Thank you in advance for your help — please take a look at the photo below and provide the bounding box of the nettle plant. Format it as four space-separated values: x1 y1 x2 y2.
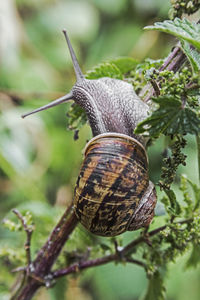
2 3 200 300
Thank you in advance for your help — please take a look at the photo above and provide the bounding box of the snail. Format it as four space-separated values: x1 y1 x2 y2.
22 30 157 237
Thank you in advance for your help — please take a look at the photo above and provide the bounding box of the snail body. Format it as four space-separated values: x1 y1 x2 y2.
72 77 149 141
23 30 157 237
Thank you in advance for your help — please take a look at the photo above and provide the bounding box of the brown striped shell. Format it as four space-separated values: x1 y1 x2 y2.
73 133 156 237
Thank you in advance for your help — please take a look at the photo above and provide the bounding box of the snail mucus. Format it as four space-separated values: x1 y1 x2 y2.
22 30 157 237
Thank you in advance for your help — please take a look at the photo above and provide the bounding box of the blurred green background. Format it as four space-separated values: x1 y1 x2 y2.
0 0 200 299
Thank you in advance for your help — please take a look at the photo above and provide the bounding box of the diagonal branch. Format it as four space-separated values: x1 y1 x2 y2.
12 205 78 300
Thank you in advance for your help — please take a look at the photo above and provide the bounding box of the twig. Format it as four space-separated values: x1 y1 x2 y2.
140 46 186 102
159 46 181 71
125 258 147 268
165 47 186 73
52 255 146 279
13 205 78 300
12 267 27 273
10 272 27 300
51 218 192 280
53 255 115 278
149 80 160 97
120 225 167 256
34 204 77 267
12 209 33 269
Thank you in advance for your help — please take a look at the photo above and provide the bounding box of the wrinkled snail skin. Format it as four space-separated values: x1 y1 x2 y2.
22 30 157 237
72 78 149 143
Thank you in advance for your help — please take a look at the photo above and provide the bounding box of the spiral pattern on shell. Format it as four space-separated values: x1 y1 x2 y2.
73 133 155 237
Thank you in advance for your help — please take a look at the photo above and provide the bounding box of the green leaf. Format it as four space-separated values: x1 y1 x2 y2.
186 178 200 210
65 104 87 132
186 243 200 269
2 219 21 232
110 57 138 74
179 175 193 215
86 62 122 80
136 58 163 73
143 271 165 300
135 96 200 137
145 18 200 51
165 189 181 216
180 40 200 73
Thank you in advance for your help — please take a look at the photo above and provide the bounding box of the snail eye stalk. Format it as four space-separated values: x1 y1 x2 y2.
21 30 85 119
21 93 73 118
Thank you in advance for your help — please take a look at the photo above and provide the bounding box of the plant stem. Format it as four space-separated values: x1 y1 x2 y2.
140 46 186 102
51 218 192 279
52 255 147 279
12 206 78 300
12 209 33 271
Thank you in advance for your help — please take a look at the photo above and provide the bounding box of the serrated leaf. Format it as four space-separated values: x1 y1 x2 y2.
145 18 200 51
135 96 200 137
186 243 200 269
143 271 165 300
136 58 163 73
110 57 138 74
180 40 200 73
86 62 122 80
65 104 87 132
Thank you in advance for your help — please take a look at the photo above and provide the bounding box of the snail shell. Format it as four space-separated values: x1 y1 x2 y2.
74 133 156 236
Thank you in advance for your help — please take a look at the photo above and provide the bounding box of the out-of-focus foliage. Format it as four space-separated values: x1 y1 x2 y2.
1 1 200 300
